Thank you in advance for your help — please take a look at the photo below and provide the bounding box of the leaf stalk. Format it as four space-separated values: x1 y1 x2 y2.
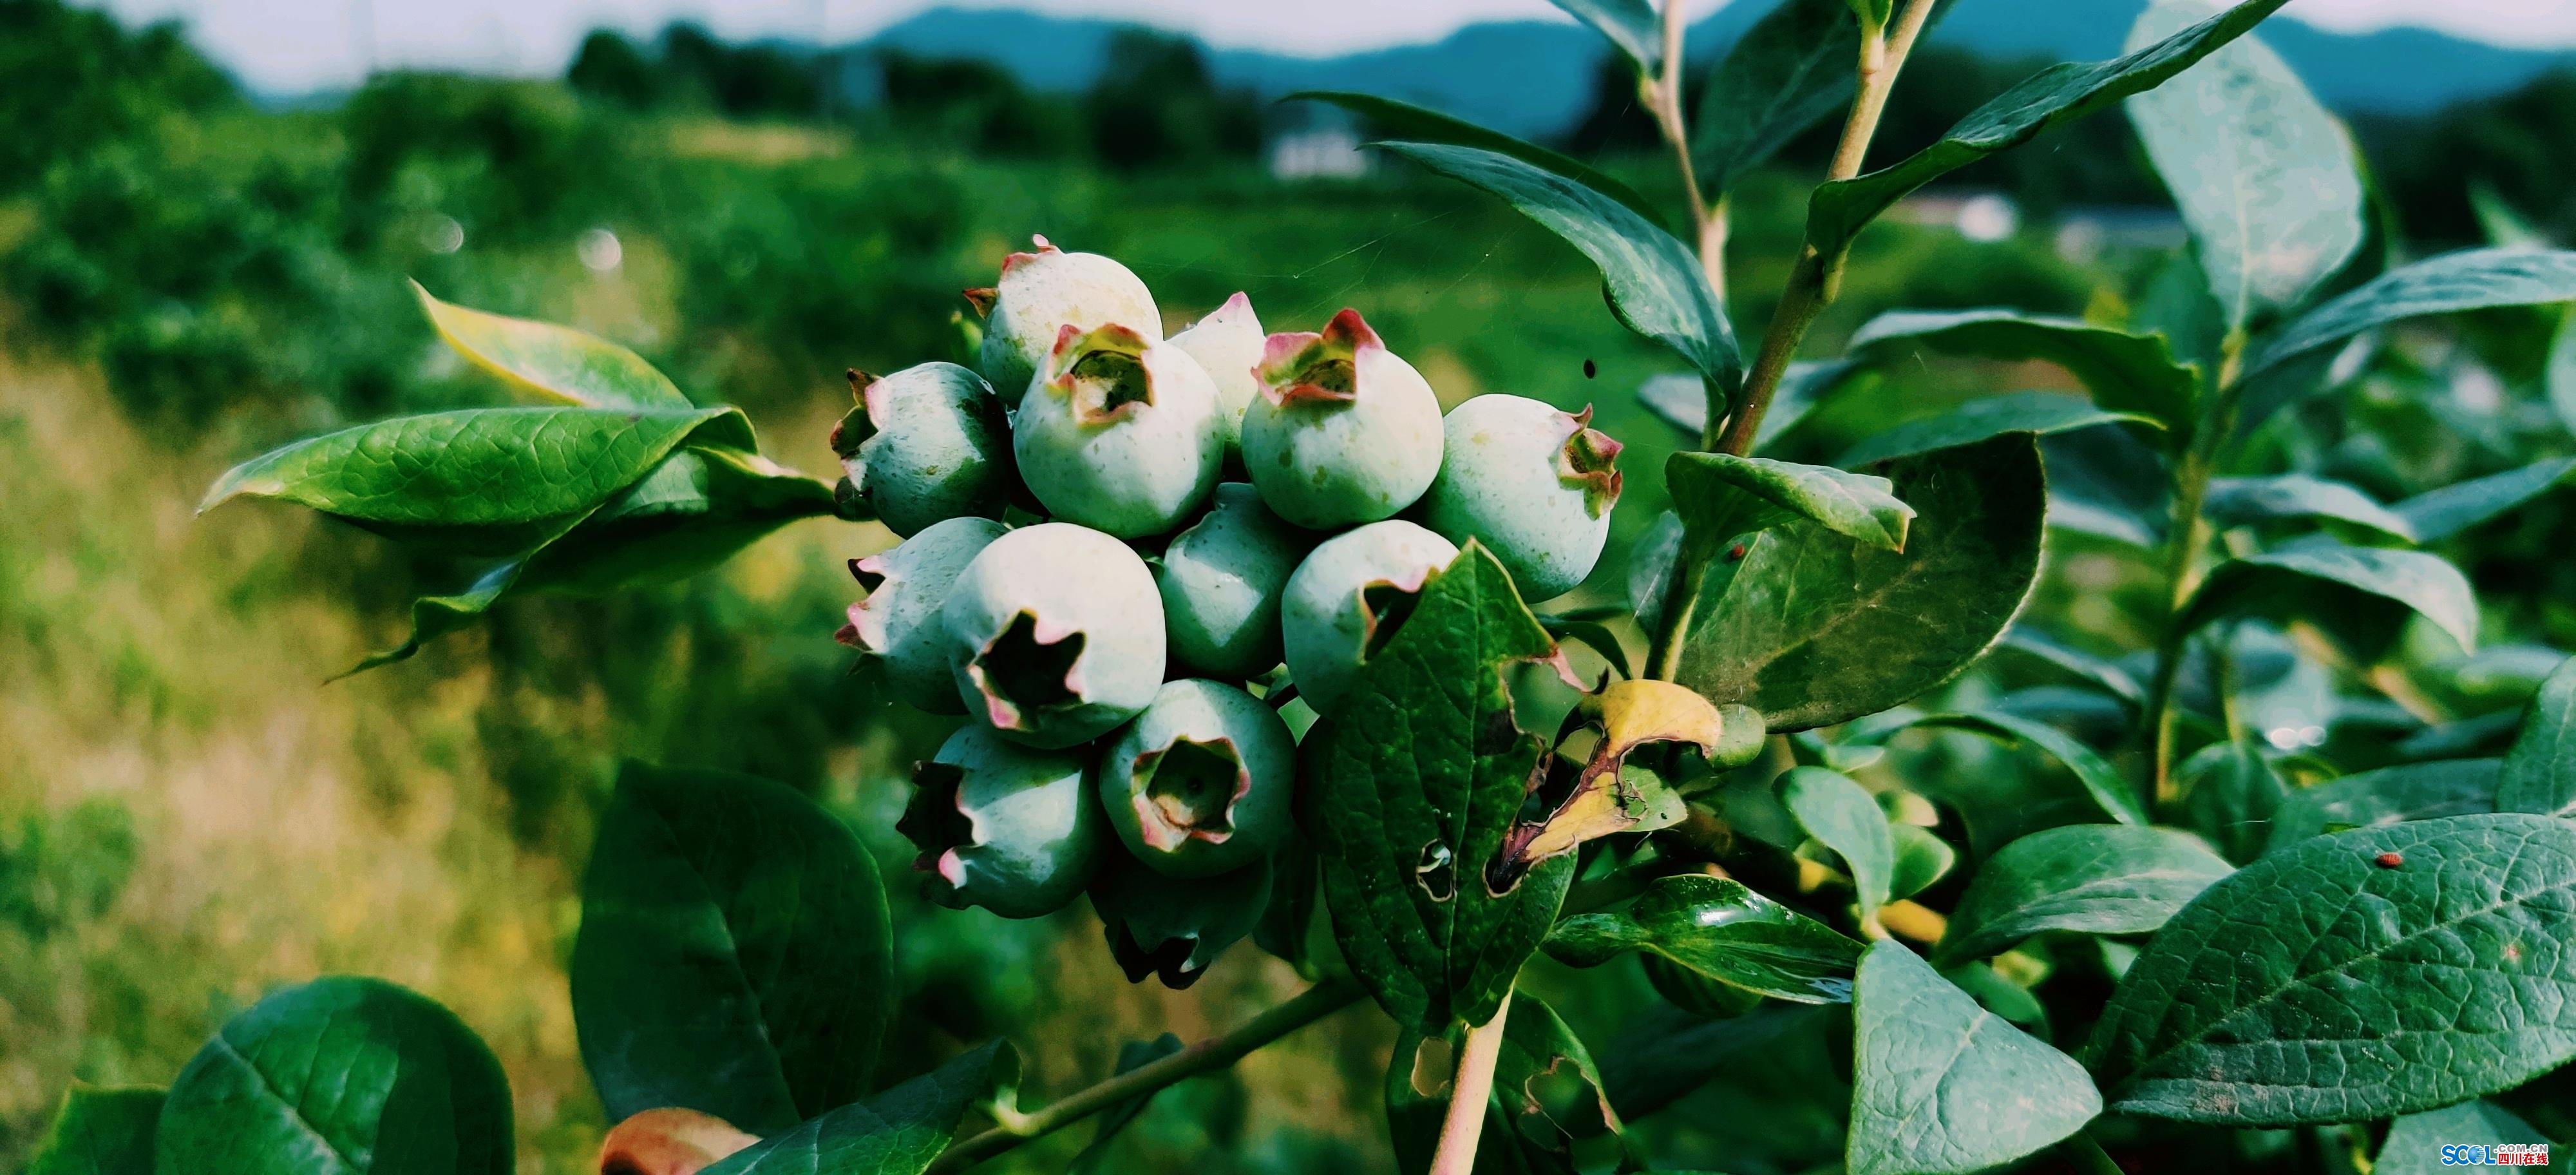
1425 991 1515 1175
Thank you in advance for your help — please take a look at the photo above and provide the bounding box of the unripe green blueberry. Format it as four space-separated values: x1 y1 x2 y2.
1280 519 1458 716
1012 323 1223 538
1089 846 1273 989
1168 292 1263 459
1153 483 1311 679
898 725 1101 918
1096 679 1297 879
943 522 1166 749
829 363 1014 537
837 516 1008 714
1416 395 1624 600
968 236 1159 407
1240 309 1444 529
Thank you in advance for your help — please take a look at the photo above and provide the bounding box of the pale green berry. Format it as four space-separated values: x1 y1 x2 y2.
1240 309 1444 529
1012 323 1223 538
1153 483 1311 679
969 236 1159 407
1168 292 1263 459
943 522 1166 749
899 724 1100 918
1096 679 1296 879
829 363 1013 537
1280 519 1458 716
837 516 1007 714
1416 394 1624 600
1089 845 1273 988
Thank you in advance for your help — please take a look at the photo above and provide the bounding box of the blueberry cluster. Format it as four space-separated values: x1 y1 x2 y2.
835 236 1624 984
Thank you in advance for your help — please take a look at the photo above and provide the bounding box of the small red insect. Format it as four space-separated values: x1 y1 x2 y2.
2374 852 2405 869
1727 543 1748 561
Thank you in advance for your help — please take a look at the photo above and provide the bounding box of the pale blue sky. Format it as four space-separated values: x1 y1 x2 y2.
86 0 2576 95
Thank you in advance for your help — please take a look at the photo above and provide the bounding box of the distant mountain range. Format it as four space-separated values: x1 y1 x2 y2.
866 0 2571 140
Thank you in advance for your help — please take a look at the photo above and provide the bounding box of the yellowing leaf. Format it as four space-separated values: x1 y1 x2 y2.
414 279 693 409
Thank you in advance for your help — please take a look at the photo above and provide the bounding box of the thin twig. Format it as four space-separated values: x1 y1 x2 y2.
925 975 1366 1172
2147 332 2246 798
1426 992 1515 1175
1650 0 1718 297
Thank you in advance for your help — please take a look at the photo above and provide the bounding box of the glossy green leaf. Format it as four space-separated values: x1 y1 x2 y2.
155 976 511 1175
1837 391 2160 467
1665 452 1911 551
2263 759 2501 854
2000 627 2145 707
2394 457 2576 544
2175 738 2288 865
1596 1004 1823 1123
412 280 692 409
1293 91 1665 228
1804 0 2291 258
1305 544 1573 1035
2553 309 2576 438
1888 823 1956 903
1387 993 1626 1174
1780 767 1893 917
1677 435 2045 731
2378 1101 2553 1175
27 1086 160 1175
2205 474 2414 540
703 1041 1012 1175
1067 1035 1185 1175
1692 0 1861 192
571 761 894 1135
1547 0 1660 73
2249 249 2576 376
2091 813 2576 1124
1381 142 1739 392
201 406 755 557
2498 654 2576 817
1544 874 1865 1003
1845 309 2199 436
1848 941 2101 1175
1936 825 2233 964
342 559 531 677
2125 0 2361 329
2178 544 2479 652
1911 711 2146 825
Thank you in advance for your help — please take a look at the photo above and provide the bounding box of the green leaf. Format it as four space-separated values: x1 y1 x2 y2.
2125 0 2362 329
1291 91 1665 228
1845 309 2201 437
1636 359 1861 448
1835 391 2160 467
1067 1035 1186 1175
1845 0 1892 29
2204 474 2415 540
2394 457 2576 544
2000 627 2145 707
2090 813 2576 1124
2263 759 2501 855
703 1041 1012 1175
1910 711 2147 826
2498 655 2576 817
2178 544 2479 653
1596 1004 1823 1123
1305 544 1573 1035
27 1085 161 1175
1804 0 2292 258
1665 452 1911 550
2175 739 2288 865
1936 825 2233 965
1692 0 1861 192
2249 249 2576 377
1546 0 1660 74
1254 835 1321 977
1388 993 1628 1174
1889 823 1956 903
1780 767 1894 918
1380 142 1739 392
1544 874 1865 1003
2553 309 2576 438
1676 434 2045 731
1848 941 2101 1175
572 761 893 1135
2378 1101 2553 1175
155 976 511 1174
412 280 692 410
201 406 755 557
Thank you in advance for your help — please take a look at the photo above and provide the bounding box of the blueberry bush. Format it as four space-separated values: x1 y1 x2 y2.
28 0 2576 1171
